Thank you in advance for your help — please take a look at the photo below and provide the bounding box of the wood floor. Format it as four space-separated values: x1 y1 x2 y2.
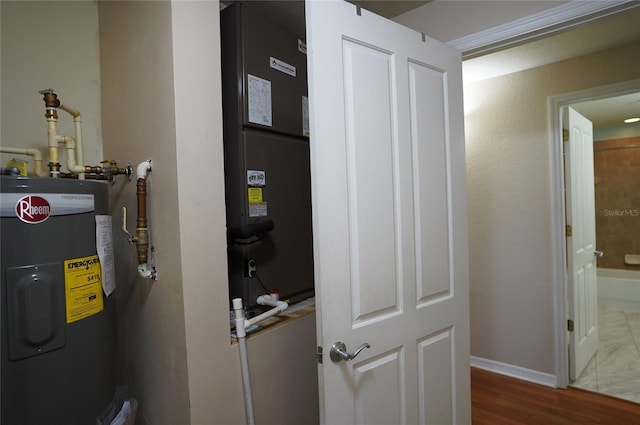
471 367 640 425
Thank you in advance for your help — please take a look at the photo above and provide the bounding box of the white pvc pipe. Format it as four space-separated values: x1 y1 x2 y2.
44 101 86 179
57 135 87 176
58 102 81 118
232 295 289 425
46 116 85 178
233 298 255 425
256 292 287 308
0 147 47 177
137 263 156 280
250 293 288 327
246 303 288 328
136 159 152 179
59 103 85 179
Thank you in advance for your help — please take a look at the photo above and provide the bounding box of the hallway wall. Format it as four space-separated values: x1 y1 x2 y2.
464 38 640 375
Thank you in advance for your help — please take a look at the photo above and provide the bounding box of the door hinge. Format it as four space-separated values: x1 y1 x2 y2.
316 346 323 364
566 225 572 237
568 319 574 332
562 129 569 142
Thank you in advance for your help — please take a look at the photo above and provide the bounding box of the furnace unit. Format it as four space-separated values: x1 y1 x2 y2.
221 3 314 313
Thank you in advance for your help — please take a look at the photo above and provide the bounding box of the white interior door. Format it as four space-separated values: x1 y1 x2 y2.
306 2 470 423
565 107 599 381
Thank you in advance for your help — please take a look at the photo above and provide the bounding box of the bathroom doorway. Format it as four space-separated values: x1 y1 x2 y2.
568 92 640 403
549 81 640 403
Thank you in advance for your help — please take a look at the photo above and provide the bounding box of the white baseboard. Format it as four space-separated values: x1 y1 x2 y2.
470 356 557 388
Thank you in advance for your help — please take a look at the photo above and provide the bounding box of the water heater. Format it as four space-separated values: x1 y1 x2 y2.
1 176 115 425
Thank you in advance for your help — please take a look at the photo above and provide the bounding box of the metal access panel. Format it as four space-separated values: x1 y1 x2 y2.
1 176 115 425
226 129 314 311
221 2 309 138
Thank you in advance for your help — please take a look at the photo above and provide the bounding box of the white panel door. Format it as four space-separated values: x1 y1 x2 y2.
565 107 599 381
306 2 470 423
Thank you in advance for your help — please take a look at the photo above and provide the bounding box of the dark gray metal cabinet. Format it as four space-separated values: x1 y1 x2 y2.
221 3 314 313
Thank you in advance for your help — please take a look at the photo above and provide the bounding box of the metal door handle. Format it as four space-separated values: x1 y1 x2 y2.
594 250 604 257
330 341 370 363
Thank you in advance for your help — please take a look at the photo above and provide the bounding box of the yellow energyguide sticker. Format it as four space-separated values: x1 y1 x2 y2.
64 255 104 323
248 187 263 203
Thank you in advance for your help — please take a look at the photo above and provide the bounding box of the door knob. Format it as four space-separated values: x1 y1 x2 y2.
330 341 371 363
594 250 604 257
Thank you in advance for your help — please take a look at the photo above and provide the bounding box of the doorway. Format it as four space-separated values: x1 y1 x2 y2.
549 79 640 400
568 92 640 403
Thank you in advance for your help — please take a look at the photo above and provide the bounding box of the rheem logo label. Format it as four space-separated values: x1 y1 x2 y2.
15 195 51 224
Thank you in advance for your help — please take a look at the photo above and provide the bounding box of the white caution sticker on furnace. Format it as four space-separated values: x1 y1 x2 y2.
249 203 268 217
247 74 272 127
64 255 104 323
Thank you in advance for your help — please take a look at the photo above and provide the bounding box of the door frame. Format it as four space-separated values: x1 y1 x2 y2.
548 78 640 388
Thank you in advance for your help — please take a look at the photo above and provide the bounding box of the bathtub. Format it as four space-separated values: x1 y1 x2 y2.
597 268 640 312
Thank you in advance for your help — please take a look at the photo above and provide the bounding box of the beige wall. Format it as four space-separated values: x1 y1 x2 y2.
464 39 640 374
1 1 102 171
98 1 192 423
100 2 318 424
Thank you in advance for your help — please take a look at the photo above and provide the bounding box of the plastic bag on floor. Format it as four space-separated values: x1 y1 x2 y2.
97 386 138 425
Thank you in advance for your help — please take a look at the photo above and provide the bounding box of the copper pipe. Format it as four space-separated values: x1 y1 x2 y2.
136 178 149 265
101 160 131 177
83 165 104 174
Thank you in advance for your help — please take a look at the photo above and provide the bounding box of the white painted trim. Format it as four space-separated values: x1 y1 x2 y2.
450 1 640 58
548 78 640 390
470 356 557 388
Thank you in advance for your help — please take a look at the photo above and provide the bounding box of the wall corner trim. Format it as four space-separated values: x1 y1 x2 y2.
470 356 557 388
450 0 640 59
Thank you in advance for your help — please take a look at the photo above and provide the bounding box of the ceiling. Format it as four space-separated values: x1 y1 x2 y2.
462 5 640 129
572 93 640 129
350 0 430 18
221 1 640 129
463 6 640 83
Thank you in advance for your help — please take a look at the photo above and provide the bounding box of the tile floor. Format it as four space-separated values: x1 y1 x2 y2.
572 308 640 403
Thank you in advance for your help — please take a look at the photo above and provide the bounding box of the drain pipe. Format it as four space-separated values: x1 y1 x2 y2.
135 160 155 280
0 147 47 177
233 294 288 425
253 292 288 324
233 298 256 425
